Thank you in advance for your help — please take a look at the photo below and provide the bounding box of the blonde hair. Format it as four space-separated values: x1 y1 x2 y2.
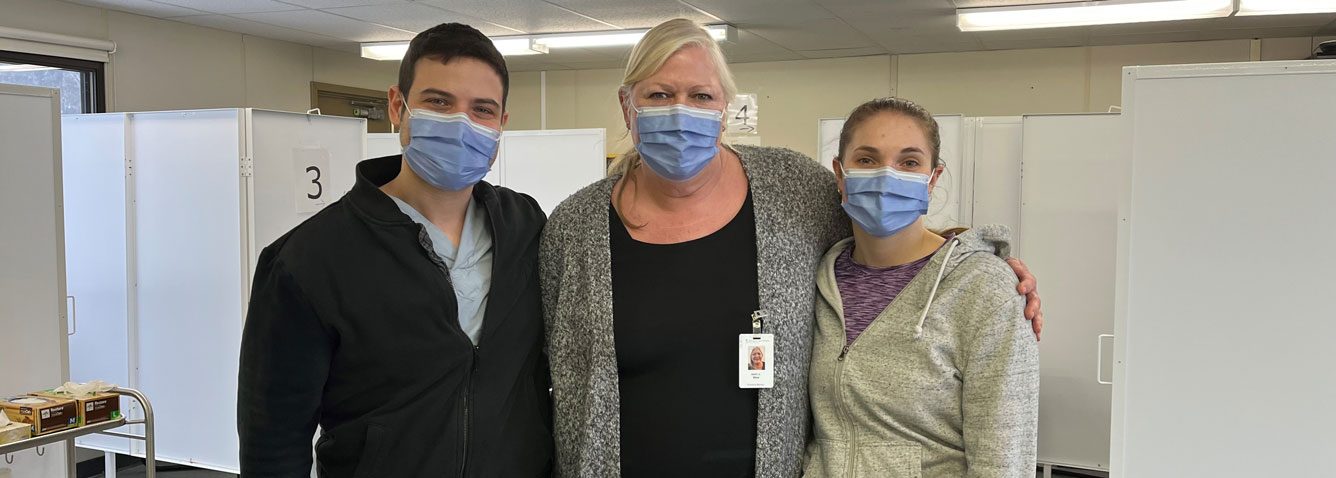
607 18 738 178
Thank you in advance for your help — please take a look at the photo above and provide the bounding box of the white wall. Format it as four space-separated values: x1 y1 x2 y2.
511 36 1327 161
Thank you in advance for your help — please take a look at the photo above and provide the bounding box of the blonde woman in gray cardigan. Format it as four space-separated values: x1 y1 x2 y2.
539 19 1044 478
803 98 1040 478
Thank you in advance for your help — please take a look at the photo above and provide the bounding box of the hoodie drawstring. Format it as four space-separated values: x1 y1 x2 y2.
916 239 959 338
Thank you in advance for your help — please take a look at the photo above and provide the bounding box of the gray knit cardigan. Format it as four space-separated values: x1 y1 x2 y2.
539 145 851 477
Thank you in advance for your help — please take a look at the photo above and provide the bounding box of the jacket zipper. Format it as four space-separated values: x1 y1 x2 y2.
460 345 478 477
415 225 477 478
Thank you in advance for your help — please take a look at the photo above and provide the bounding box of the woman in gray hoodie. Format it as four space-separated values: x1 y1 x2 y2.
804 98 1040 478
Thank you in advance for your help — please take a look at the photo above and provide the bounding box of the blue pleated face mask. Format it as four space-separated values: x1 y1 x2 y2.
633 104 724 182
402 109 501 191
840 164 933 238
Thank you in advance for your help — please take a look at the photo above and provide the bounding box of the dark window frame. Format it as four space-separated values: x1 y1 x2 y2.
0 50 107 113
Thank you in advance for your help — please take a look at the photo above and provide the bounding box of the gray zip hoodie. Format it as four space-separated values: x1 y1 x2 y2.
803 224 1039 478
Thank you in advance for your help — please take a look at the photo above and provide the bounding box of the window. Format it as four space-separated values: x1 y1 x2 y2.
0 51 105 114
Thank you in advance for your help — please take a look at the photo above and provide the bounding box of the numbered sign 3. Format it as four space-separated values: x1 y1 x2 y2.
294 147 331 213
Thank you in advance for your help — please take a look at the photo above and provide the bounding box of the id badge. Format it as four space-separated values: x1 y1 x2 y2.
739 334 775 389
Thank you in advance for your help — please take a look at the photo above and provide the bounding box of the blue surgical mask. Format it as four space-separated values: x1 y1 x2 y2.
402 109 501 191
840 164 932 237
634 104 724 182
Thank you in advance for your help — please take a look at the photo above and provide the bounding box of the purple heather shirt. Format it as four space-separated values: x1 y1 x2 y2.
835 235 954 345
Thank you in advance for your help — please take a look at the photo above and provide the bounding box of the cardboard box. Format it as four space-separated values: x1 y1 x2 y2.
32 390 120 427
1 396 78 436
0 421 29 445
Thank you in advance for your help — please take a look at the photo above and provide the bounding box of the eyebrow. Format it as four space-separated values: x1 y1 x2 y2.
853 145 925 156
419 88 501 109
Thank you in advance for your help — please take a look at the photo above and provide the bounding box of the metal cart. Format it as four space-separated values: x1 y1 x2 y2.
0 387 155 478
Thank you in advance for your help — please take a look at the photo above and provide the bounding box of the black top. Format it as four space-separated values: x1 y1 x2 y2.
238 156 553 478
610 193 761 478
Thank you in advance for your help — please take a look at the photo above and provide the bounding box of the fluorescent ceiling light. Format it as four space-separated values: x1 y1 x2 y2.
526 24 732 49
361 37 547 60
361 24 733 60
1238 0 1336 16
957 0 1234 32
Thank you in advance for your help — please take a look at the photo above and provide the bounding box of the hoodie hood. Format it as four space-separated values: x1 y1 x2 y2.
817 224 1014 337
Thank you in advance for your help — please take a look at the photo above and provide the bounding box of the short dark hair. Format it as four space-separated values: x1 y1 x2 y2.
397 23 509 110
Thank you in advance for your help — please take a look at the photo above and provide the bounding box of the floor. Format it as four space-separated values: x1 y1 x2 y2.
90 464 235 478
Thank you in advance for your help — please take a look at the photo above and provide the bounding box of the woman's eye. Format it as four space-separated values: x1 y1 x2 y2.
694 93 713 101
903 160 920 168
648 92 669 99
857 157 874 165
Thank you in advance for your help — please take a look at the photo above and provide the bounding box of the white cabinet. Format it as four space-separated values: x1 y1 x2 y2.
1021 113 1121 471
61 109 366 473
1111 61 1336 477
966 116 1023 252
0 84 71 478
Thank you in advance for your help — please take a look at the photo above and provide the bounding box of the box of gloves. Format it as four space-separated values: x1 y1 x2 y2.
32 390 120 427
1 395 78 436
31 381 121 427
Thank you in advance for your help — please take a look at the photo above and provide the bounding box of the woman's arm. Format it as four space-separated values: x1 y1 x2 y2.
961 295 1040 478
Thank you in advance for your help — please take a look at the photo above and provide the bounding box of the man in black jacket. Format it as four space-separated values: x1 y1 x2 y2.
238 23 552 477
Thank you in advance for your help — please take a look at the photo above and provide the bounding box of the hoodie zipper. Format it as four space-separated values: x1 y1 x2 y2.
834 341 857 477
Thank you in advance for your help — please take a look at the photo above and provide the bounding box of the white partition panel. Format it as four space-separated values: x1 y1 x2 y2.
366 132 401 159
968 117 1023 252
62 113 133 454
0 84 70 477
1112 61 1336 477
1021 113 1120 471
247 110 366 284
817 116 969 230
132 109 246 472
500 129 605 215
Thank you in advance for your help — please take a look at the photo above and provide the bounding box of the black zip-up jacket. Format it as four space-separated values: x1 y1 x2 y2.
238 156 553 477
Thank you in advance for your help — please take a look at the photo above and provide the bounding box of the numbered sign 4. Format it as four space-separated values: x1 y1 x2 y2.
727 93 759 136
294 147 331 213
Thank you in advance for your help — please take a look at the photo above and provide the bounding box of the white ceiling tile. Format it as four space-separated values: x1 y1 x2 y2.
542 0 719 29
979 37 1089 51
320 3 494 35
1088 32 1207 46
421 0 617 33
153 0 304 14
875 33 985 54
66 0 208 17
745 17 876 51
550 59 628 70
680 0 833 25
235 9 415 41
726 50 806 63
796 46 887 59
171 13 348 48
278 0 410 7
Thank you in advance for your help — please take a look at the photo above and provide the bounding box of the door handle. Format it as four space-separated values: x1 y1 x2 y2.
67 295 77 336
1097 334 1113 385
